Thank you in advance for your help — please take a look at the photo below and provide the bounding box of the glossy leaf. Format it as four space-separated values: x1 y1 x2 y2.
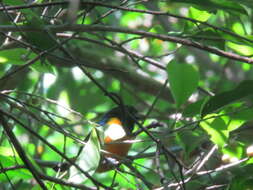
0 155 32 181
200 115 229 148
227 42 253 56
69 128 101 183
167 61 199 107
189 6 211 22
201 80 253 117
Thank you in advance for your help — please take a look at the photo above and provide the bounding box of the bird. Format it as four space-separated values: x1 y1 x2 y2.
96 105 139 172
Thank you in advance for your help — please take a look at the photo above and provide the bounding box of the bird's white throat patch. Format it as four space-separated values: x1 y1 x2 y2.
105 123 126 140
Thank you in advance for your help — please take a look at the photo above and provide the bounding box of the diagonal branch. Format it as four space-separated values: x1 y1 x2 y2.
1 24 253 64
0 114 47 190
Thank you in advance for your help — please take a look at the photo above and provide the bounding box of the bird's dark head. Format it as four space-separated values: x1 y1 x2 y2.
99 105 139 133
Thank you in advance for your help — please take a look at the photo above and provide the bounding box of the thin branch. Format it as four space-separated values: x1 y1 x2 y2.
196 157 248 176
0 165 95 190
184 145 218 176
0 109 111 189
0 114 47 190
1 24 253 64
1 1 253 45
0 162 16 190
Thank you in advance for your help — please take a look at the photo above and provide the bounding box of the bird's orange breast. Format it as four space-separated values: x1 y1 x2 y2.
104 136 133 158
96 118 134 172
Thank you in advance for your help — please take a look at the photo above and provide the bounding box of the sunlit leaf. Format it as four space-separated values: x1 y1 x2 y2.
227 42 253 56
0 49 39 65
200 114 229 148
221 141 245 159
167 61 199 107
223 108 253 131
31 60 56 74
189 6 211 22
0 155 32 181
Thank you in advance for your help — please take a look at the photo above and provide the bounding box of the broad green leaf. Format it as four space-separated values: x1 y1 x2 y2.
201 80 253 117
230 108 253 121
0 146 17 156
170 0 247 15
229 0 253 8
221 108 253 132
120 5 145 27
176 131 203 156
229 176 253 190
3 0 23 5
167 61 199 107
20 9 57 51
31 60 56 74
69 128 101 183
217 29 253 47
0 155 32 181
0 146 42 173
183 98 205 117
221 142 244 159
200 114 229 148
227 42 253 56
189 6 211 22
0 49 39 65
192 28 225 50
246 158 253 164
232 22 245 36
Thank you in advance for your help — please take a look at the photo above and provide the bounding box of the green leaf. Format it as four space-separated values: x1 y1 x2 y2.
167 61 199 107
230 108 253 121
201 80 253 117
200 115 229 148
31 60 56 74
20 9 57 51
0 146 17 156
229 176 253 190
183 98 205 117
189 6 212 22
0 155 32 181
0 49 39 65
3 0 23 5
176 131 203 156
223 108 253 131
229 0 253 8
227 42 253 56
221 142 244 159
69 128 101 183
192 28 225 50
170 0 247 15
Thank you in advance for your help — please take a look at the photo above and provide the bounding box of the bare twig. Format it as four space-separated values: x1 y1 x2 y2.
1 24 253 64
0 114 47 190
0 109 111 189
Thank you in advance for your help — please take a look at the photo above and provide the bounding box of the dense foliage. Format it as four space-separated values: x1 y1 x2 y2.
1 0 253 189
